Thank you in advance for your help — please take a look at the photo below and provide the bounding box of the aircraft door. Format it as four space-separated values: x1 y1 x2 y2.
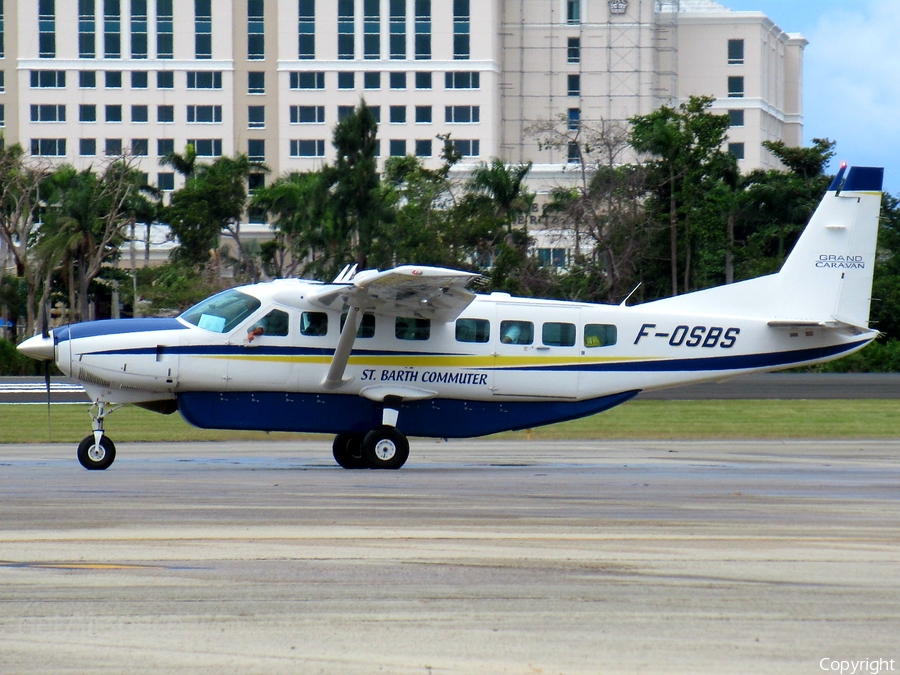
232 308 294 388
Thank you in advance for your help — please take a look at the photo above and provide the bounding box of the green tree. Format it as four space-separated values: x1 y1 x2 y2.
630 95 732 297
330 101 386 271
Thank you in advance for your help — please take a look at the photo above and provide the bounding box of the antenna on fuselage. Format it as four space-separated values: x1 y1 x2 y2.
619 283 642 307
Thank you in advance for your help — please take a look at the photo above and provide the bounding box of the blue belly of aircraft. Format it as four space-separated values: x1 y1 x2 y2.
176 390 640 438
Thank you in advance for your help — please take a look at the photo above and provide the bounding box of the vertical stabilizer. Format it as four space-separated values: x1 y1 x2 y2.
773 166 883 327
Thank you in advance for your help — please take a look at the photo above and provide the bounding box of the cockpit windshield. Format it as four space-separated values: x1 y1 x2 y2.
180 289 261 333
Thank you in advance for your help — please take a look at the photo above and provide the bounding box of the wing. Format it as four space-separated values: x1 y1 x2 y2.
307 265 481 390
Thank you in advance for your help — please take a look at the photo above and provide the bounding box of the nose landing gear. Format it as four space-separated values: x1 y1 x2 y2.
76 402 119 470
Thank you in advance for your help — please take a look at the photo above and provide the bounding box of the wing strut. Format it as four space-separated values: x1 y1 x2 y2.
322 305 363 390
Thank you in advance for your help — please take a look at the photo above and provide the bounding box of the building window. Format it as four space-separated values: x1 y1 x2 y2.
298 0 314 59
567 0 581 24
390 72 407 90
415 106 432 123
39 0 56 58
248 71 265 93
248 139 265 162
567 141 580 163
30 71 66 88
157 71 174 89
290 139 326 158
415 0 431 60
187 105 223 123
79 104 97 122
157 105 174 123
104 0 121 58
78 0 96 58
445 71 480 89
728 142 745 160
445 105 479 124
290 71 325 89
568 108 580 130
415 72 432 89
248 0 264 60
187 71 223 89
415 139 432 157
364 72 381 89
157 138 175 156
0 0 4 59
248 106 265 128
158 172 175 191
389 106 406 124
80 138 96 156
338 0 354 60
389 139 407 157
453 0 470 60
131 0 148 58
131 138 149 156
0 72 3 93
79 71 96 88
567 37 580 64
567 74 580 96
728 109 745 127
132 105 149 123
728 39 744 65
290 105 325 124
195 0 212 59
105 105 123 123
338 71 355 89
338 105 355 121
369 106 381 123
105 138 123 156
31 104 66 123
32 139 66 156
188 138 223 157
390 0 406 59
364 0 380 60
131 71 149 88
728 76 744 98
157 0 173 59
106 71 123 88
453 139 480 157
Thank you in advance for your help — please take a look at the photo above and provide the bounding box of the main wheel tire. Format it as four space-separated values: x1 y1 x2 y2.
76 435 117 471
362 427 409 470
332 432 367 469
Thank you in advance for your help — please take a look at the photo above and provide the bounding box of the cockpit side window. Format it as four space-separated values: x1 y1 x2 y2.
248 309 290 340
181 290 261 333
584 324 617 348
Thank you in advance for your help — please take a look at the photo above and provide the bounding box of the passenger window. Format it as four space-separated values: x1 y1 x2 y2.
500 320 533 345
300 311 328 337
456 318 490 343
542 322 576 347
340 311 376 338
584 323 617 348
247 309 289 341
395 317 431 341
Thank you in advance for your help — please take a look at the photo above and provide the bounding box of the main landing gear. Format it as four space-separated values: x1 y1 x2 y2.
332 399 410 470
332 427 410 470
76 402 119 470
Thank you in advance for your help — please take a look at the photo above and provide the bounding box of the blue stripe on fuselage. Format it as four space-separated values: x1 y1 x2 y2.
54 318 188 344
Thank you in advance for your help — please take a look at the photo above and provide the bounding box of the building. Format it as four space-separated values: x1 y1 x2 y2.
0 0 805 266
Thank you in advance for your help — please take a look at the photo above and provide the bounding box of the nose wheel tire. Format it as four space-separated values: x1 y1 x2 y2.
77 435 117 471
362 426 409 470
332 433 367 469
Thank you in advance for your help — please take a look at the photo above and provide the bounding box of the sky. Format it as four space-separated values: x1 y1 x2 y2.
720 0 900 194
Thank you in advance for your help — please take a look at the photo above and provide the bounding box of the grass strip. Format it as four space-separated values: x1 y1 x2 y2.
0 399 897 445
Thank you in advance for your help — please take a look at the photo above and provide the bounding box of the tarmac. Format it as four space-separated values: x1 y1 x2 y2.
1 439 898 674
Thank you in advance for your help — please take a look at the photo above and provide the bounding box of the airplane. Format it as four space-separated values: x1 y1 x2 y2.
17 164 883 471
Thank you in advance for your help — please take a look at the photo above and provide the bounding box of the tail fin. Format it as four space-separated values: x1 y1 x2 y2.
774 165 883 328
643 165 883 329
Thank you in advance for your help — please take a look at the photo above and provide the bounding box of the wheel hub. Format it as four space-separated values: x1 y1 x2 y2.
88 444 106 462
373 438 397 461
